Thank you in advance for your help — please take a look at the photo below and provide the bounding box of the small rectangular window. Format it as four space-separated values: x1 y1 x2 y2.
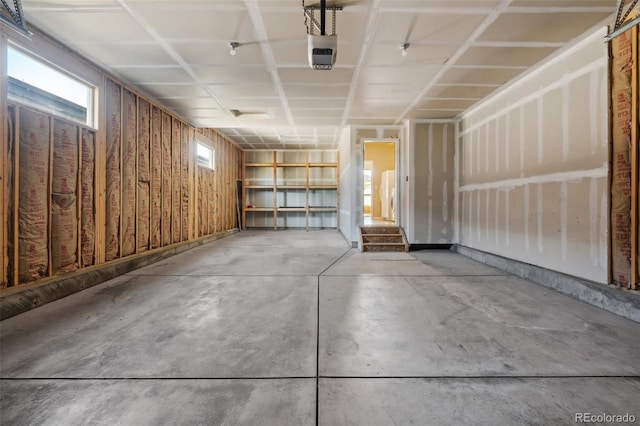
7 46 94 126
197 142 214 169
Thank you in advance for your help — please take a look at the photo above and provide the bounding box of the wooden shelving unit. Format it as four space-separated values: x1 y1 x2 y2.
242 150 339 230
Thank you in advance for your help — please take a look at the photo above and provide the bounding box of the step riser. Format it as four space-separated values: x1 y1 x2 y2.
360 227 400 235
362 236 404 244
363 245 406 252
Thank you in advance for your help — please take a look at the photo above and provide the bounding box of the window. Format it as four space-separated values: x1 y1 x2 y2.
197 142 214 169
7 46 94 126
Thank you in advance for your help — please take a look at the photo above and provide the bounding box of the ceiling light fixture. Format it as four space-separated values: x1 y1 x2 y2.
400 43 409 57
229 42 240 56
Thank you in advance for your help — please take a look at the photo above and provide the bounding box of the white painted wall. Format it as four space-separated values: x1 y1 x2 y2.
457 26 609 283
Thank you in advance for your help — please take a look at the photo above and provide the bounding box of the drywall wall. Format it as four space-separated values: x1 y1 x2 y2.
2 26 242 289
412 122 455 244
458 26 609 284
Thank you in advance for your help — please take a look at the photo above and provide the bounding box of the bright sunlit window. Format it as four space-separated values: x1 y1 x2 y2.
7 46 94 126
197 142 214 169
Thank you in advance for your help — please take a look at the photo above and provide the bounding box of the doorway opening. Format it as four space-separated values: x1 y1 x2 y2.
363 140 397 226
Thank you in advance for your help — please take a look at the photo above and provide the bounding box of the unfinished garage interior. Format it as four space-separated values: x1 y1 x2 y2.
1 0 640 424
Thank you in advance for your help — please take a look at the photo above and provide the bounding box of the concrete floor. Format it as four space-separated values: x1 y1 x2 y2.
1 230 639 425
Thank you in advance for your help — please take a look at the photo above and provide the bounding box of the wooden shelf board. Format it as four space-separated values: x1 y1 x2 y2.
309 185 338 189
245 208 274 212
309 207 337 212
276 163 306 167
277 185 307 189
245 163 274 167
245 185 274 189
277 207 307 212
309 163 338 167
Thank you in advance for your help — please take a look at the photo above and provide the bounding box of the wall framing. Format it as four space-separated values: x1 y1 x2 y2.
1 23 242 290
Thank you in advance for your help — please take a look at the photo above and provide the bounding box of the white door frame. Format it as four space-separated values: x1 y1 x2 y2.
362 138 400 226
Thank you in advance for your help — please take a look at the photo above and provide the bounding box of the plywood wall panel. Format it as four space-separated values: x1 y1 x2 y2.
121 89 137 257
81 129 95 267
51 120 78 274
105 79 121 261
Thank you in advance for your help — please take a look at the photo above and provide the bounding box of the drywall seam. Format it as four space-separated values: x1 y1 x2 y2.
590 70 599 155
476 191 481 241
537 96 543 164
469 128 474 177
524 184 530 250
395 0 516 124
562 74 570 163
537 183 543 253
485 190 490 241
458 167 608 192
505 107 510 171
468 192 473 243
495 190 500 245
460 58 607 135
442 181 448 223
442 125 448 174
519 105 525 176
476 128 480 175
505 190 510 247
561 181 568 259
462 25 608 119
495 117 500 173
485 124 489 174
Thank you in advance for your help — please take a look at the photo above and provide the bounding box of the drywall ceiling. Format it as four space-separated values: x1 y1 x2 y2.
17 0 616 149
